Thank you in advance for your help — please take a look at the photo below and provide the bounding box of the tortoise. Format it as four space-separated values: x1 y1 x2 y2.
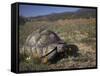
20 28 78 64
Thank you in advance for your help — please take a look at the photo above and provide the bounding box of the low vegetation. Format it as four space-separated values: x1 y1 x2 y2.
19 18 96 71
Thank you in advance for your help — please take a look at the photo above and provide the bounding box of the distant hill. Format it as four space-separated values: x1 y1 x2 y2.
29 12 74 21
74 8 96 18
19 8 96 25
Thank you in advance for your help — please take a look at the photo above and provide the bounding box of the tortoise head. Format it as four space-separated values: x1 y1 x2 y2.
56 41 67 53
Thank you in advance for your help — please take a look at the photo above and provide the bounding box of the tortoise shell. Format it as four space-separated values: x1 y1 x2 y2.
21 29 66 63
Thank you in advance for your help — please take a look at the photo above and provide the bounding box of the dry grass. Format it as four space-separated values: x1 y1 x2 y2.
19 18 96 71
